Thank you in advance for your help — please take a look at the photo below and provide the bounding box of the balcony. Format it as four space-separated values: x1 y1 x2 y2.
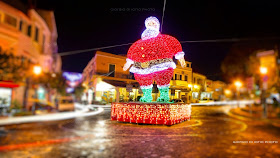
170 80 188 87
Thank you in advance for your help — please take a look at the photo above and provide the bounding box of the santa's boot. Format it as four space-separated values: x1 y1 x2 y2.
140 88 153 102
157 87 170 102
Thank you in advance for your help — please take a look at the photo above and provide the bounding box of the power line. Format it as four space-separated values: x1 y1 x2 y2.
59 36 280 56
59 43 133 56
180 36 280 43
161 0 167 32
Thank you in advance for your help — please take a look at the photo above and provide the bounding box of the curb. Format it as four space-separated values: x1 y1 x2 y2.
0 107 104 126
227 110 280 128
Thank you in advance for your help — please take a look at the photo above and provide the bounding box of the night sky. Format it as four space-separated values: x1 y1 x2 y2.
37 0 280 81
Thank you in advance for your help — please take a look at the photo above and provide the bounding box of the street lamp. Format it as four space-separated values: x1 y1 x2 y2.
260 67 268 75
234 81 242 108
260 66 268 118
224 89 232 100
33 65 42 75
225 89 231 95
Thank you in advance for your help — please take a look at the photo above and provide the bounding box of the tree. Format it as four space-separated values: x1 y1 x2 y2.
74 83 85 101
33 72 67 96
221 42 274 82
0 51 32 82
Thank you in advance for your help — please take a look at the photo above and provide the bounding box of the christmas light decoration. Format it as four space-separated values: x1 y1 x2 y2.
123 16 186 102
111 102 191 125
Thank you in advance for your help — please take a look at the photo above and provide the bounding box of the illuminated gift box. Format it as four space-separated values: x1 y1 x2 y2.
111 102 191 125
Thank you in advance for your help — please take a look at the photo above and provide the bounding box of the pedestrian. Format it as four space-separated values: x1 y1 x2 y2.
272 97 279 107
55 97 59 111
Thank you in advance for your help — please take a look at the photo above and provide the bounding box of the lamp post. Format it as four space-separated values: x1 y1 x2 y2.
234 81 242 108
187 84 192 103
260 67 268 118
31 66 42 114
23 65 42 111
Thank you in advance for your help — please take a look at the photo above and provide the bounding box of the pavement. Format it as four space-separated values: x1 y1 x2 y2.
0 105 279 157
0 103 105 126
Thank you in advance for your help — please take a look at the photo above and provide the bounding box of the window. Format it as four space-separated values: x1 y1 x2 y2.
185 75 188 81
175 74 178 80
4 14 17 27
42 35 45 52
89 70 93 78
35 27 39 42
109 64 115 77
187 63 190 67
19 20 23 31
27 25 32 37
129 72 135 79
180 75 182 80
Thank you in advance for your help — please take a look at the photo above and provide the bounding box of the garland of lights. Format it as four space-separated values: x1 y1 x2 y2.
124 16 186 102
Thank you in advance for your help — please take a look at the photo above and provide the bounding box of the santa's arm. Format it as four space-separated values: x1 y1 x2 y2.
123 43 136 71
165 35 186 67
123 58 134 71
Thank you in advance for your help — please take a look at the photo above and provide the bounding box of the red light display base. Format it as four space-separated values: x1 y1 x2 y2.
111 102 191 126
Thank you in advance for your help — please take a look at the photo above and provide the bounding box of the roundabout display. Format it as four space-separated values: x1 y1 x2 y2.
111 16 191 126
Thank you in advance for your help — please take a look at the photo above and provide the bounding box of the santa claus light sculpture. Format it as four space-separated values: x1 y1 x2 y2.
123 16 186 102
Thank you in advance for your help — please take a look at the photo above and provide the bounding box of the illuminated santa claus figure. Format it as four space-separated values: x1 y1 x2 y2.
123 16 186 102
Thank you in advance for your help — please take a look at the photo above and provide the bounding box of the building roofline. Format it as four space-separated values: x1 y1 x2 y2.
193 72 206 77
95 51 127 60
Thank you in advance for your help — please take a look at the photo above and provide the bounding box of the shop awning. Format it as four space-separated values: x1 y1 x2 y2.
0 81 19 88
170 86 190 92
103 80 139 88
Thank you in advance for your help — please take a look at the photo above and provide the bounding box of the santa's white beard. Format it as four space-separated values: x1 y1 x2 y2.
141 29 160 40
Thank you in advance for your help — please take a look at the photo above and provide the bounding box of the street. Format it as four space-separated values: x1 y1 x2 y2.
0 105 279 158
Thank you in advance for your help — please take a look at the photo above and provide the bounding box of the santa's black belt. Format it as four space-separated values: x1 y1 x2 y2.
133 58 173 69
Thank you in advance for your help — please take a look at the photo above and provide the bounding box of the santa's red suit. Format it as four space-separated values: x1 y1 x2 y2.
127 33 184 88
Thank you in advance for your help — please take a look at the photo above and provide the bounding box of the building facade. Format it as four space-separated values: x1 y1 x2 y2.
0 1 61 108
82 51 138 104
170 61 193 103
83 51 227 104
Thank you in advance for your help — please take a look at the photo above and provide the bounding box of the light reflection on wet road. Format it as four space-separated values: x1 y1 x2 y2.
0 106 279 157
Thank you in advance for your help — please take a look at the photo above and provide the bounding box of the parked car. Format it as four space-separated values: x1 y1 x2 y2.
191 99 199 103
199 98 214 103
58 96 75 111
28 102 55 114
170 99 184 103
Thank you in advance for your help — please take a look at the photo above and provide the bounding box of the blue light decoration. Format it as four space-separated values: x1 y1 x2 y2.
63 72 83 93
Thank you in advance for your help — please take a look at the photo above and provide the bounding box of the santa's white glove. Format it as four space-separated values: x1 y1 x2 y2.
123 58 134 71
179 58 186 68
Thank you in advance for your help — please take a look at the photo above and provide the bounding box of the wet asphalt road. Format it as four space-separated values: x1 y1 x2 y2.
0 105 279 158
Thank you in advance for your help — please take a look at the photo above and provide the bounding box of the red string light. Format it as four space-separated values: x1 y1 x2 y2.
111 103 191 125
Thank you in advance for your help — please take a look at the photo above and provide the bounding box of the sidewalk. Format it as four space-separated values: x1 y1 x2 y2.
0 104 105 126
227 104 280 128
